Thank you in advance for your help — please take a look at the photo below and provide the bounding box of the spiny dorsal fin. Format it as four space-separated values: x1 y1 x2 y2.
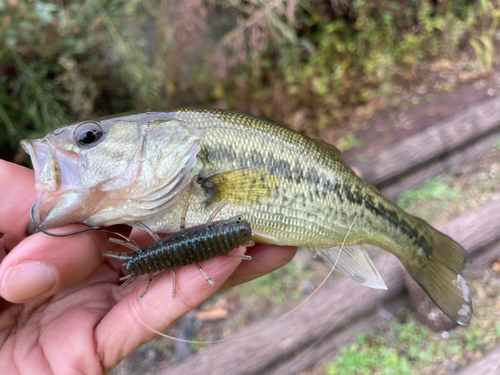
302 245 387 290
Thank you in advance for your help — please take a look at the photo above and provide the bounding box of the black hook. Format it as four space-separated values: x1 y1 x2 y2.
29 205 103 237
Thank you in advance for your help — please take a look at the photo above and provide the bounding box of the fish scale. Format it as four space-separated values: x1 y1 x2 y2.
149 109 390 248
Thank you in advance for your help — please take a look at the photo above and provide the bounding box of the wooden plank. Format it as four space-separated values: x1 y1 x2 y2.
353 96 500 187
457 345 500 375
342 71 500 165
380 131 500 201
466 241 500 278
439 199 500 252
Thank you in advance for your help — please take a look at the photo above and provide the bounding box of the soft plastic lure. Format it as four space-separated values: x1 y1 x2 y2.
103 202 254 298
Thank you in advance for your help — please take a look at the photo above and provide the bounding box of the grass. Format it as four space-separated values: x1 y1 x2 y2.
397 176 461 221
326 340 413 375
324 315 430 375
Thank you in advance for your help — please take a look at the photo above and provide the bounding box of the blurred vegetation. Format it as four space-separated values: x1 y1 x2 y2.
1 0 500 161
398 176 461 218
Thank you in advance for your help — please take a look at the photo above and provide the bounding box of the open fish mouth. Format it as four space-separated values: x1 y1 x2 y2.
21 138 83 232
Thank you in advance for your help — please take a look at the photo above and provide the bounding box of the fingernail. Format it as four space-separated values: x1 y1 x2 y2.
2 261 56 302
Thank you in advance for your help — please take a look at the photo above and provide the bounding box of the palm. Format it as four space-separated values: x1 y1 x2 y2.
0 160 296 374
0 260 119 373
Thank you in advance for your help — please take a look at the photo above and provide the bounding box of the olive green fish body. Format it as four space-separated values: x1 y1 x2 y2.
139 109 428 260
22 108 472 325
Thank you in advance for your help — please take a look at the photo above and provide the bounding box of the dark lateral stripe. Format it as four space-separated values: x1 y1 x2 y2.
341 183 432 257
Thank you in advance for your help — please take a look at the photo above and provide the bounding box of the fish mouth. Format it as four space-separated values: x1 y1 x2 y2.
22 138 82 233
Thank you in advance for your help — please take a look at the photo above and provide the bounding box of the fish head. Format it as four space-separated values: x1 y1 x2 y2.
22 113 203 233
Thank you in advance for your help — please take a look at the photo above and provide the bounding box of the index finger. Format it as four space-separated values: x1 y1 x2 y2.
0 160 36 237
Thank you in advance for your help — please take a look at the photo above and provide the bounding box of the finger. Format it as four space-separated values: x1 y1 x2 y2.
0 160 36 237
95 247 247 371
220 245 297 290
1 234 26 253
0 225 129 303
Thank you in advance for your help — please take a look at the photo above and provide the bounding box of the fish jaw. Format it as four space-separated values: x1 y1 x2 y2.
21 137 89 230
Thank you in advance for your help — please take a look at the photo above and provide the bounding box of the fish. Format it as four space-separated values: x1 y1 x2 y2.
21 108 472 325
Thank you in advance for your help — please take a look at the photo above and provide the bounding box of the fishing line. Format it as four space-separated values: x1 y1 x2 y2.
136 198 368 345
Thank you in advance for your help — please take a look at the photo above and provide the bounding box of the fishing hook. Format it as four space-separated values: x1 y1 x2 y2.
29 205 103 237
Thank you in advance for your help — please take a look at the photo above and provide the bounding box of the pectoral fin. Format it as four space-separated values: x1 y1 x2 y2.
302 245 387 290
202 168 280 205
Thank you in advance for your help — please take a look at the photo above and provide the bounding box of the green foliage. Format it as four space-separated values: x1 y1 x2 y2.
394 319 430 343
337 133 363 152
0 0 166 156
221 0 486 129
1 0 498 162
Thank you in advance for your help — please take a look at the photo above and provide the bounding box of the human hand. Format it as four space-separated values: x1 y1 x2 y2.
0 160 296 374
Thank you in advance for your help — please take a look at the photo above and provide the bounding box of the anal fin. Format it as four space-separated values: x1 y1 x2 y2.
302 245 387 290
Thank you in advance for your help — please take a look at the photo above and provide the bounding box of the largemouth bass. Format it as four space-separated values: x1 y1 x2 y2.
21 108 472 325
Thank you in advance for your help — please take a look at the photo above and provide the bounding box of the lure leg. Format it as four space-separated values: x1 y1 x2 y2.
225 253 252 260
206 200 229 228
119 275 137 290
171 269 178 299
135 222 161 242
196 263 215 286
102 252 134 260
140 274 154 298
108 238 142 252
180 202 190 234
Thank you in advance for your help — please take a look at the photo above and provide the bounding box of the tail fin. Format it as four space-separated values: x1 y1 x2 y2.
404 225 472 325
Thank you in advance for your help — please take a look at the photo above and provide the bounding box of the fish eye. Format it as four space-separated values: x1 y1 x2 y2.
74 122 103 147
